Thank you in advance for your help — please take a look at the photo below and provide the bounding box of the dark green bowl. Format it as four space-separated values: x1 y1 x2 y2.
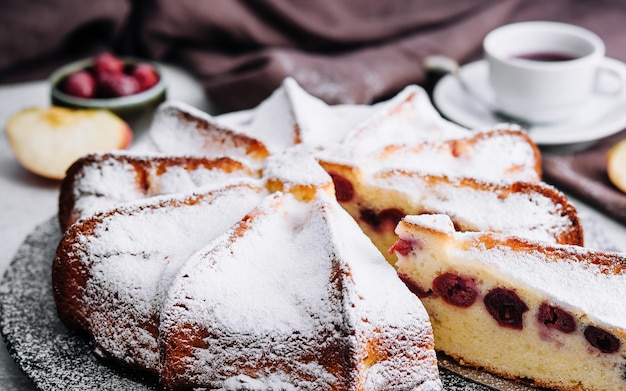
50 57 167 122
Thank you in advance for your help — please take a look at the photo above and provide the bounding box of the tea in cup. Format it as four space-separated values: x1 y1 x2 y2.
483 21 621 124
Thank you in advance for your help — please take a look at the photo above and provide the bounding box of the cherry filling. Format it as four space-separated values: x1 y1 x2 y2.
584 326 620 353
537 303 576 333
360 208 378 227
329 173 354 202
389 238 419 256
398 273 432 298
379 208 405 226
360 208 405 232
432 272 478 308
484 288 528 330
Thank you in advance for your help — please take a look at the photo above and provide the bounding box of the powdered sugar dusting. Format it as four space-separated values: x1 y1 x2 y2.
405 214 456 232
74 183 267 371
462 234 626 328
263 146 331 188
367 130 540 182
69 153 258 225
232 82 299 152
146 82 478 171
143 80 541 194
149 101 269 163
324 193 441 388
71 155 145 220
283 78 371 147
342 85 470 155
147 79 372 162
375 172 575 244
162 193 333 334
213 78 374 151
159 191 441 389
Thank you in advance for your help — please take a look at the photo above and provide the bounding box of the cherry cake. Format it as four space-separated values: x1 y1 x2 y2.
392 213 626 391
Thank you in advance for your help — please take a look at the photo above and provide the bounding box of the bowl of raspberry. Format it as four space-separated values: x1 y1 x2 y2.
50 52 167 121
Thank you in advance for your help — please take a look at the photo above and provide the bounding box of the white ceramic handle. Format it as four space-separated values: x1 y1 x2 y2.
595 58 625 96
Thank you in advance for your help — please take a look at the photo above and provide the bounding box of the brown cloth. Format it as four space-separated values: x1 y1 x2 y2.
543 131 626 225
2 0 626 223
3 0 626 113
0 0 131 82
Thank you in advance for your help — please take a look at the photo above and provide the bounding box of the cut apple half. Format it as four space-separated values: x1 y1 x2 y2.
607 138 626 193
6 107 132 180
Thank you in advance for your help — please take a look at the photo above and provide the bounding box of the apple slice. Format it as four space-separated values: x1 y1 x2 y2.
607 138 626 193
6 107 132 180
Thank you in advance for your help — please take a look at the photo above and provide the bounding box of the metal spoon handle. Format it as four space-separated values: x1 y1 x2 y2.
424 55 532 130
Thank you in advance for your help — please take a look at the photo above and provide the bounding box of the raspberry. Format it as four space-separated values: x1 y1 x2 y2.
433 272 478 307
94 52 125 76
62 70 96 98
484 288 528 329
132 63 159 91
537 303 576 333
97 73 140 98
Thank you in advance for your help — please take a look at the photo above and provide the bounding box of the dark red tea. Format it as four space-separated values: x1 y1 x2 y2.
513 52 578 62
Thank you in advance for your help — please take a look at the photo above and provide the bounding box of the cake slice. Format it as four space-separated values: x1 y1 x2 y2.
53 181 268 373
159 190 441 390
391 213 626 391
341 84 470 155
149 101 271 162
320 161 583 267
233 77 370 149
58 153 259 230
363 128 542 182
149 78 371 161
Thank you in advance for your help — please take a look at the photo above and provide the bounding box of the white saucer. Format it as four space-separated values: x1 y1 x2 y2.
433 58 626 146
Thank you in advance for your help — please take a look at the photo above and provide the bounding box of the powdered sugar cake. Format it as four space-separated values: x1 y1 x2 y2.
54 180 269 373
159 190 440 389
392 214 626 391
53 77 589 389
53 154 442 390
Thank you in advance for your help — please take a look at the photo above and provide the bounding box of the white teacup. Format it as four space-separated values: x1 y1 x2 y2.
483 21 620 124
